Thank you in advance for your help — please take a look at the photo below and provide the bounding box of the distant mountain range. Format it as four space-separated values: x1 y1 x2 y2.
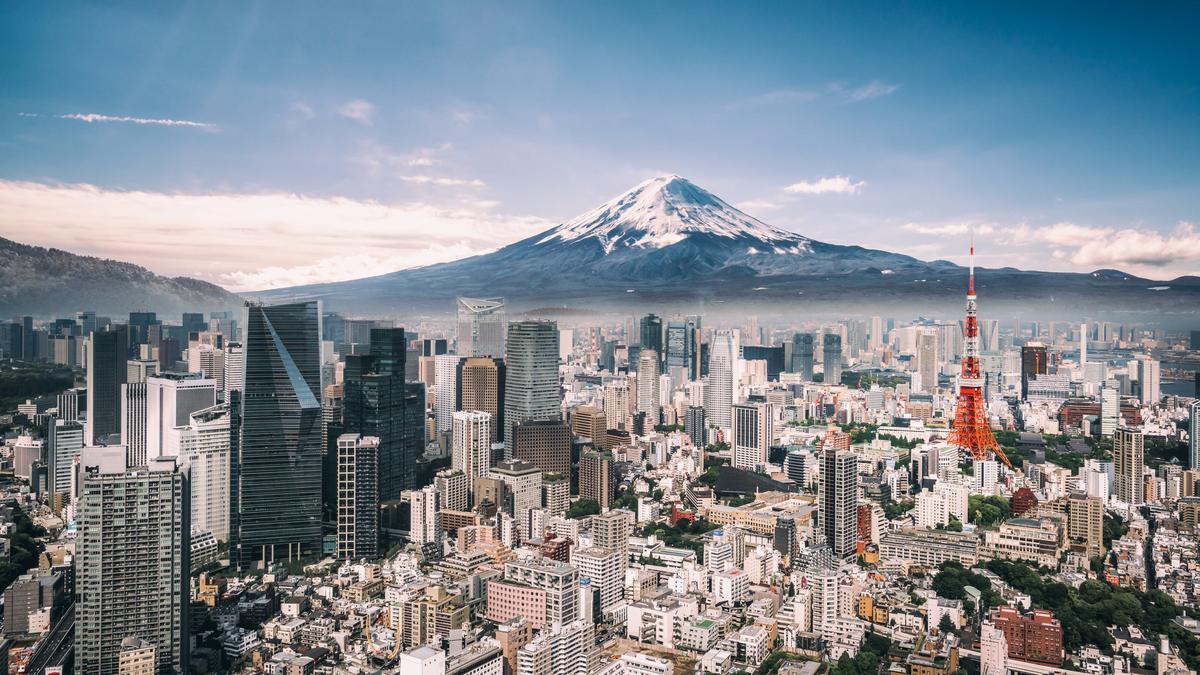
255 175 1200 318
0 236 238 318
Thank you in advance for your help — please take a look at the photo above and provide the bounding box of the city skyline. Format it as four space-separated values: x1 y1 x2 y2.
2 3 1199 290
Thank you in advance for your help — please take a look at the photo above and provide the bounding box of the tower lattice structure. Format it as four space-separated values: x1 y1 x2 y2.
948 243 1012 468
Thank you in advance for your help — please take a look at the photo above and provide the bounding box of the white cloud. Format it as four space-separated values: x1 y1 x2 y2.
845 81 901 102
400 175 485 187
783 175 866 195
736 200 781 212
903 222 995 236
0 181 548 291
998 221 1200 277
337 99 376 125
20 112 217 129
289 102 315 119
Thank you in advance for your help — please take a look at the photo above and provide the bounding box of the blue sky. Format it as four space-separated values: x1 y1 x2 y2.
2 2 1198 290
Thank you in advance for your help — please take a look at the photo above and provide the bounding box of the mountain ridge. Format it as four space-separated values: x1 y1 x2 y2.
0 236 240 318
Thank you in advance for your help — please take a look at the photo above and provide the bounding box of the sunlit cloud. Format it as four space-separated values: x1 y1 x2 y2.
0 181 548 291
783 175 866 195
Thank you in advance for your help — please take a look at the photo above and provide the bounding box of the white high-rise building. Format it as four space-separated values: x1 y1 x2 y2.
146 373 216 461
178 404 232 541
1190 400 1200 471
1100 379 1119 437
434 353 461 433
980 622 1009 675
404 484 440 545
517 620 598 675
869 316 883 351
223 342 244 401
121 382 148 467
809 570 839 639
456 297 506 358
916 489 950 529
573 547 625 612
973 460 999 494
1132 355 1160 406
188 345 226 393
48 418 84 502
602 377 630 432
636 349 660 424
452 410 493 487
704 329 739 430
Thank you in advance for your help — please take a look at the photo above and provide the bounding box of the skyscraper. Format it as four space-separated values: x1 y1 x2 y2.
1132 355 1161 406
915 329 938 394
820 431 857 558
120 381 148 467
822 333 842 384
457 297 507 357
1191 400 1200 470
639 314 663 373
731 402 773 471
1100 379 1119 437
337 434 380 559
491 460 542 539
503 321 560 451
178 403 232 541
1114 426 1145 506
146 372 217 461
233 301 323 570
457 357 505 442
1020 342 1048 400
47 418 83 505
453 410 494 489
704 329 738 429
404 484 441 545
86 325 128 445
434 353 461 434
341 328 416 499
579 450 615 508
635 348 660 424
791 333 814 380
76 456 189 674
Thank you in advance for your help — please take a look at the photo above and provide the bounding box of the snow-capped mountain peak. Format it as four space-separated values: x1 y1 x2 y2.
538 174 809 254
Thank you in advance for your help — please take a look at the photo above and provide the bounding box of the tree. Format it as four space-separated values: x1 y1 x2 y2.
938 615 956 634
566 498 601 519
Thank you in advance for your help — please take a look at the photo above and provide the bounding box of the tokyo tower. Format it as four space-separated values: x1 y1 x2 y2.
948 242 1012 468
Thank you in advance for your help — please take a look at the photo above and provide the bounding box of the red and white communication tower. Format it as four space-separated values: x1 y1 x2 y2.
948 240 1012 468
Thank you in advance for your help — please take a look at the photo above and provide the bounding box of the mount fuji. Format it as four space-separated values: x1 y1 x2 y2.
255 175 1200 317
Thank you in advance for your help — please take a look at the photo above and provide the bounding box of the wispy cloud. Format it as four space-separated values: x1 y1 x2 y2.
842 80 901 102
733 80 900 109
399 175 485 187
289 102 315 119
337 99 376 125
736 200 781 212
0 180 547 291
20 111 217 129
783 175 866 195
903 222 995 236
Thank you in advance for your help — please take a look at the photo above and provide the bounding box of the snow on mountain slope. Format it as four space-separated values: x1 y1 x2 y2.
536 175 811 254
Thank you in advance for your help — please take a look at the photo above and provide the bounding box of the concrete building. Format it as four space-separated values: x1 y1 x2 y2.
503 320 560 451
457 356 505 442
579 450 616 509
731 401 773 471
513 419 571 477
1114 427 1145 505
77 456 189 674
337 434 380 559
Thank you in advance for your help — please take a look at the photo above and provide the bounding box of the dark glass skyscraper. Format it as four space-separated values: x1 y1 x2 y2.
791 333 814 381
639 314 663 373
822 333 842 384
233 301 322 570
341 328 417 501
85 324 128 446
